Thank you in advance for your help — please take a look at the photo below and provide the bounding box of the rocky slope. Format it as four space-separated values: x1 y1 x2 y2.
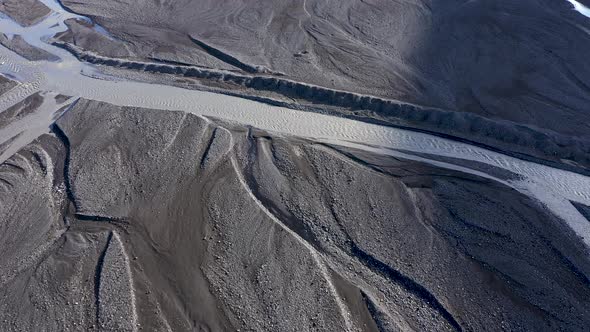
0 99 588 331
0 75 16 95
0 33 59 61
0 0 50 26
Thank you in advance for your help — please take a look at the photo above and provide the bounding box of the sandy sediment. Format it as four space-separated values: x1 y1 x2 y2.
0 99 588 331
53 19 133 59
0 0 51 27
0 75 15 95
1 1 589 330
0 132 20 156
58 0 590 139
573 202 590 222
0 33 59 61
0 92 44 129
52 42 590 173
50 0 590 175
201 127 232 170
97 231 138 332
0 137 61 285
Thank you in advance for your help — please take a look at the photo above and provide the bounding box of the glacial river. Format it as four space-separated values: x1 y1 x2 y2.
1 0 590 249
568 0 590 18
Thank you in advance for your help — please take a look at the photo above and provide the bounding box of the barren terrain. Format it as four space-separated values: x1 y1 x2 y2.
0 100 589 331
1 0 590 331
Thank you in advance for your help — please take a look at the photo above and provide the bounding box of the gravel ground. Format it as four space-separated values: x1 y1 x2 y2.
0 33 59 61
0 75 16 95
0 0 50 27
59 0 590 141
0 100 588 331
52 0 590 173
